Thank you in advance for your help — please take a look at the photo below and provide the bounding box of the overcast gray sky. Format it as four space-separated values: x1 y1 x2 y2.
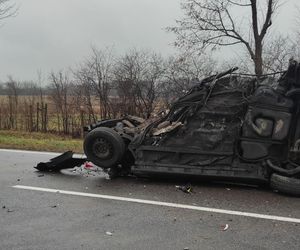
0 0 298 82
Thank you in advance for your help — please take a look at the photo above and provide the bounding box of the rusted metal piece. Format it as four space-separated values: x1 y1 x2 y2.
156 121 171 130
122 119 136 128
152 122 183 136
123 127 137 134
126 115 145 124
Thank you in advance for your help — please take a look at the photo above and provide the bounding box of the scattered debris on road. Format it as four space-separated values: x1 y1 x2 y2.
175 184 193 194
84 162 97 171
1 205 14 213
35 151 86 172
222 224 229 231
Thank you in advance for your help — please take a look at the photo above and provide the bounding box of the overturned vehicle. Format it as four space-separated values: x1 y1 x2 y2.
83 61 300 196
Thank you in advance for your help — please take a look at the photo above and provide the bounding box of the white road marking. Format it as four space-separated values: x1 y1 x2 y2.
13 185 300 224
0 149 85 158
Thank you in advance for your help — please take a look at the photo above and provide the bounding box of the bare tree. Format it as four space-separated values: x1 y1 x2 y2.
49 71 72 134
18 81 38 131
87 47 114 119
169 0 279 76
114 50 164 118
162 52 215 105
6 76 19 129
262 36 297 73
74 47 115 121
73 67 97 124
291 6 300 61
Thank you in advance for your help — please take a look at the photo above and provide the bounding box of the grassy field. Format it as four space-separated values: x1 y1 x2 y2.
0 130 83 153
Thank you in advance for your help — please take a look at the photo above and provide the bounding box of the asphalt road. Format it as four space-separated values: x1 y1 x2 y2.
0 149 299 250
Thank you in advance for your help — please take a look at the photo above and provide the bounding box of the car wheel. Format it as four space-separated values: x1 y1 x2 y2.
84 127 125 169
270 173 300 196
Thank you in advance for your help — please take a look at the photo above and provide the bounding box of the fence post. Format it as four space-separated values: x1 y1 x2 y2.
43 103 48 132
36 102 39 132
29 105 33 132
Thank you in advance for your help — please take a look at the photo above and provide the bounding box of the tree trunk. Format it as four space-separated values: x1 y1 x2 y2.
254 42 263 76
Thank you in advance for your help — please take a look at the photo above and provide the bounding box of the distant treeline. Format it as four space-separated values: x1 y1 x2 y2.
0 48 217 137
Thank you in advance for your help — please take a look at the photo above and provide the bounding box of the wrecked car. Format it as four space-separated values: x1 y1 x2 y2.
56 61 300 196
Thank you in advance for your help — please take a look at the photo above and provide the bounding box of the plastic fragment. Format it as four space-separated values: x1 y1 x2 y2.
175 184 192 194
84 162 96 169
222 224 229 231
106 231 113 236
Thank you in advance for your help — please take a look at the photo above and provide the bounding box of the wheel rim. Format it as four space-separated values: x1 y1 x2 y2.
92 138 113 160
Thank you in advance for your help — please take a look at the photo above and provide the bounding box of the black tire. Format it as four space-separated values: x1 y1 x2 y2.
270 173 300 196
83 127 125 169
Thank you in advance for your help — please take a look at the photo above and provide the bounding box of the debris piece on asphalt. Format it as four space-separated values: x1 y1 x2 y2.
2 206 6 209
17 179 20 181
37 174 44 177
226 188 231 191
84 162 97 170
222 224 229 231
175 184 192 194
7 209 14 213
106 231 113 236
122 119 136 128
35 151 87 172
51 205 58 208
183 247 189 250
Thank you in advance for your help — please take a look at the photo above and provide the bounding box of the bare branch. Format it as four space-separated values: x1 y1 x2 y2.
168 0 281 76
228 0 251 7
260 0 275 39
0 0 17 21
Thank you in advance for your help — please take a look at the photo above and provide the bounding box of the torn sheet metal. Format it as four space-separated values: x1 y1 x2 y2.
152 122 183 136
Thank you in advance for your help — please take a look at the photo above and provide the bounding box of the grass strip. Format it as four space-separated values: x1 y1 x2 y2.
0 130 83 153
